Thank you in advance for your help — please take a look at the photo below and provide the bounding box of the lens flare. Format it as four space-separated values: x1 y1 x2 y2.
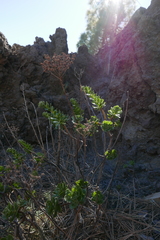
105 0 121 7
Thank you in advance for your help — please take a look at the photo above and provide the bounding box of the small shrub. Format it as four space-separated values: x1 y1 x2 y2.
0 52 123 239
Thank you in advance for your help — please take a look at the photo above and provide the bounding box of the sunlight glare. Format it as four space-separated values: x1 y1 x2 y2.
105 0 121 6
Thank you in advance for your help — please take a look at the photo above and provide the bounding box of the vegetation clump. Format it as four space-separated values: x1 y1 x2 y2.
0 53 159 239
77 0 136 54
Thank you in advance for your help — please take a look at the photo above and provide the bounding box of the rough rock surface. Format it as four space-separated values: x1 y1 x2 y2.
0 0 160 183
49 27 68 54
0 28 75 143
90 0 160 169
0 32 11 65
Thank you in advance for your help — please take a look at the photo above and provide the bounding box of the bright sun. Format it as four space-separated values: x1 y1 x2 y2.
105 0 121 5
112 0 121 2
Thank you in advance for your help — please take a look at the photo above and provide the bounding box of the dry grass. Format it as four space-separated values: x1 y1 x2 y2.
1 192 159 240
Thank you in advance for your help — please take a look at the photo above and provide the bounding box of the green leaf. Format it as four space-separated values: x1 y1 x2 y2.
104 149 117 160
82 86 106 110
0 166 5 172
73 115 99 137
70 98 84 123
64 184 87 209
129 160 135 166
92 191 104 204
31 170 38 176
107 105 122 119
12 182 21 189
0 183 11 193
1 234 14 240
46 197 61 217
101 120 114 132
113 119 122 128
54 183 67 199
18 139 33 153
7 148 24 165
3 199 26 221
75 179 88 188
0 182 5 192
39 101 68 129
33 152 45 163
87 116 100 135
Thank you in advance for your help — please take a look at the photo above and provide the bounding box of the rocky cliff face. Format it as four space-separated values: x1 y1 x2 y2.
0 0 160 170
91 0 160 167
0 28 78 143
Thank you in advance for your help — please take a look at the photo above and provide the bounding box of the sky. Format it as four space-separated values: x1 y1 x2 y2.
1 0 151 53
